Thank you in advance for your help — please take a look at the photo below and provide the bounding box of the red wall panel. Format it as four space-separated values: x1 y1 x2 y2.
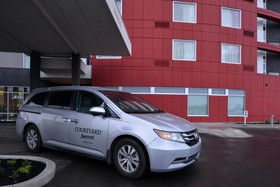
163 1 172 21
163 39 172 59
143 0 154 20
133 28 143 38
143 38 153 58
154 0 164 20
132 59 143 67
91 0 280 123
133 0 143 19
201 4 211 24
132 38 143 58
153 39 163 59
162 71 173 86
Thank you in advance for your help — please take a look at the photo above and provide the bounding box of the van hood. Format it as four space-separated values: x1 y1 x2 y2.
130 112 196 132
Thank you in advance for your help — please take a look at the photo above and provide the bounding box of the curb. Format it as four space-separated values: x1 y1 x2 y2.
1 155 56 187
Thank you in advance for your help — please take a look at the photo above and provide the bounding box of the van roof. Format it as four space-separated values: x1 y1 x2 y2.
31 86 115 93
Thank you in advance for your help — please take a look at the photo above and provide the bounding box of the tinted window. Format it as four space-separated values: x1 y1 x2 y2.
48 91 73 109
101 91 162 114
26 92 46 107
77 91 104 114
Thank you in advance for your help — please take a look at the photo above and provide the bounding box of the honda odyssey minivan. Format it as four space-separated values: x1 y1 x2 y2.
16 86 201 178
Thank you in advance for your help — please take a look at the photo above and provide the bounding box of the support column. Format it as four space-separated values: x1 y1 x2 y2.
72 53 80 86
30 51 41 90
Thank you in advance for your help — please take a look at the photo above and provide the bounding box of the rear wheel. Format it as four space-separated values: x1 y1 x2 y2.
113 138 148 179
24 125 42 153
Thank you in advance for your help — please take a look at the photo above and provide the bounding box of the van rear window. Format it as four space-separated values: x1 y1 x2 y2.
48 91 73 109
26 92 46 107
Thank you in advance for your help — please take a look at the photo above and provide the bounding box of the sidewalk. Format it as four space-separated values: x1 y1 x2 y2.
195 122 280 138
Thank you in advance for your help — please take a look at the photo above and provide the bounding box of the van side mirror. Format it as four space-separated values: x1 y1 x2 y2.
89 107 106 116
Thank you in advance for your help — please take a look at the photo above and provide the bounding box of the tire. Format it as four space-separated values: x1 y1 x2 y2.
113 138 148 179
24 125 42 153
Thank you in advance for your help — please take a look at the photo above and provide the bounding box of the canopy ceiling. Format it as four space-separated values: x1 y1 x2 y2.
0 0 131 58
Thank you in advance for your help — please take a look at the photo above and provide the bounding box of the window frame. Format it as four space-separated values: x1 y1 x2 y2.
173 1 197 23
221 7 241 29
172 39 197 61
221 43 242 64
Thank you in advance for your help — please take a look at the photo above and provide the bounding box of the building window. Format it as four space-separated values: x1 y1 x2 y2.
228 90 245 116
122 87 151 93
221 43 241 64
173 39 196 61
257 50 266 74
115 0 122 15
96 55 122 59
222 7 241 29
23 54 30 69
211 89 226 96
154 87 185 94
188 88 208 116
0 86 29 121
173 1 196 23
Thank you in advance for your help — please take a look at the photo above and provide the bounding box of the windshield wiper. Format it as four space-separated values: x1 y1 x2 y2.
153 109 164 113
126 110 164 114
126 110 149 114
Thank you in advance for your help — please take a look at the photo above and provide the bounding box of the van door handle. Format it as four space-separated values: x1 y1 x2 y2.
70 119 79 124
63 117 71 122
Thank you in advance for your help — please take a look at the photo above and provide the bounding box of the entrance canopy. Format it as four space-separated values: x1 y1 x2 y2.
0 0 131 57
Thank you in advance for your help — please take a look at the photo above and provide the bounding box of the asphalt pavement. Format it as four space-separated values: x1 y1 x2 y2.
195 122 280 138
1 122 280 187
46 128 280 187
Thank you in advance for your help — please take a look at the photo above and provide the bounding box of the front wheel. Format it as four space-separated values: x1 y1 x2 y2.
113 138 148 179
24 125 42 153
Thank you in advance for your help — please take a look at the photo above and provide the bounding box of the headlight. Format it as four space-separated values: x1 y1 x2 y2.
154 129 185 143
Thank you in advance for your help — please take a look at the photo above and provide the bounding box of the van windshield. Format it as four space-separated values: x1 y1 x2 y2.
100 91 163 114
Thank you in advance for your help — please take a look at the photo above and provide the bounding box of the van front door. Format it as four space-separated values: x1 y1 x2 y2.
69 91 109 158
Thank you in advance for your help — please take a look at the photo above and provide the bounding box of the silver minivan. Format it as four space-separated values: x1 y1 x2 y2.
16 86 201 178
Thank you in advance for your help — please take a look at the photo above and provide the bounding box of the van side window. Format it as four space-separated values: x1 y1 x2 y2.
26 92 46 107
48 91 73 109
77 92 103 113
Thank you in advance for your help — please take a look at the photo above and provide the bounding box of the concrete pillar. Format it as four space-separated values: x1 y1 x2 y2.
30 51 41 90
72 53 80 86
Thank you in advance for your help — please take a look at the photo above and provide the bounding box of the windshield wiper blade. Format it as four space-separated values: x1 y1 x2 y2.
153 109 164 113
126 110 164 114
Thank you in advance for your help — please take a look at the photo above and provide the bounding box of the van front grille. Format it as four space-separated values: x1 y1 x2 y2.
181 129 200 146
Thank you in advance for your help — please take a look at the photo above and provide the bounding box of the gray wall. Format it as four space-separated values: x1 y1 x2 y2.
0 52 24 68
266 0 280 74
0 68 30 86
